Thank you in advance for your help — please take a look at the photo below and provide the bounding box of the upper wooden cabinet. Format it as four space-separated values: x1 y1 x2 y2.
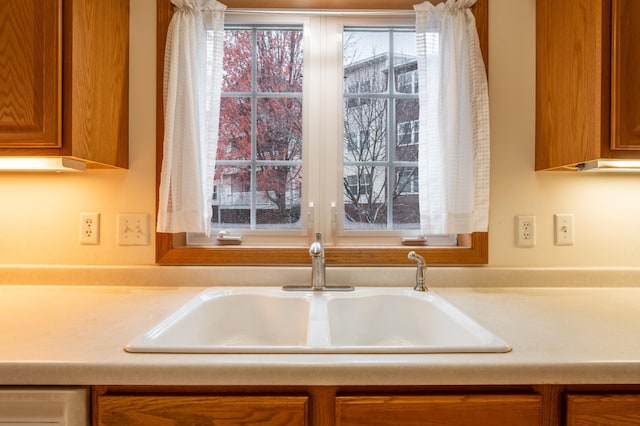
535 0 640 171
0 0 129 169
0 0 62 149
610 0 640 152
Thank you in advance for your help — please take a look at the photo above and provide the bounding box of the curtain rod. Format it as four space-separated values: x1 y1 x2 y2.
225 9 416 16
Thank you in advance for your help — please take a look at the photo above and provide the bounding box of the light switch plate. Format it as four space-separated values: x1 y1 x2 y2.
117 213 150 246
554 213 574 246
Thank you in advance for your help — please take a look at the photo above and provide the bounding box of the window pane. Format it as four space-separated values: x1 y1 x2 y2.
394 31 418 94
218 97 251 161
343 98 388 162
343 31 389 94
222 29 252 93
212 165 252 227
257 29 303 93
395 99 419 158
393 167 420 229
256 165 302 227
343 165 388 229
257 97 302 161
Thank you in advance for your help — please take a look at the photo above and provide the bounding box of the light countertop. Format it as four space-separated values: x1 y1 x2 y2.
1 285 639 386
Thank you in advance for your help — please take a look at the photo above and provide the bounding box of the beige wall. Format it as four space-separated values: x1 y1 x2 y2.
0 0 639 268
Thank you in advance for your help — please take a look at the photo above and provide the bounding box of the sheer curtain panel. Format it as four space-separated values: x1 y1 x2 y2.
157 0 226 236
414 0 490 235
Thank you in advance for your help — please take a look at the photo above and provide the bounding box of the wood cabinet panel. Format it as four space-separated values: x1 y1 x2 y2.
610 0 640 151
63 0 129 168
566 394 640 426
335 394 542 426
536 0 640 170
96 395 308 426
535 0 609 170
0 0 128 168
0 0 61 148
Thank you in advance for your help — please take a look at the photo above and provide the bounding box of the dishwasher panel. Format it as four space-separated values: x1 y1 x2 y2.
0 388 87 426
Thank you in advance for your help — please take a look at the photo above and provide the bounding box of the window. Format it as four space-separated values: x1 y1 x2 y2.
214 25 303 230
156 0 489 266
397 120 419 146
342 27 419 231
396 168 418 195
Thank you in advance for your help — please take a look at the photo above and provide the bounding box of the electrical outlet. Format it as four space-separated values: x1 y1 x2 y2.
80 212 100 245
515 215 535 247
554 213 574 246
117 213 150 246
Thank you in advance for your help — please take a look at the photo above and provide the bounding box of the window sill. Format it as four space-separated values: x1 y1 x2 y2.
156 232 487 265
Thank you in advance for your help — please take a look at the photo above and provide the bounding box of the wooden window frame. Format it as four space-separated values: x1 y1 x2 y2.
155 0 489 266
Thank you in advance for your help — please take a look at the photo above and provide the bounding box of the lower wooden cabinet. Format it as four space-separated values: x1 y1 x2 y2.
95 394 308 426
93 385 640 426
336 394 542 426
566 394 640 426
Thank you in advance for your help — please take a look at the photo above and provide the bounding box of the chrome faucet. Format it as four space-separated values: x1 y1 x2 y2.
309 232 326 290
408 251 428 291
283 233 353 292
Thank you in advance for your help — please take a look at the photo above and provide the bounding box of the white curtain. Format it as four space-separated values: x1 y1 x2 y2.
414 0 490 235
157 0 226 236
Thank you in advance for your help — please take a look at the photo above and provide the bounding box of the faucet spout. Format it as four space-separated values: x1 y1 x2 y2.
309 233 325 290
282 233 353 292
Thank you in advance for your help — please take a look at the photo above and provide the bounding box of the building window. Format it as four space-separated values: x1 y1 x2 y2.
396 167 419 194
398 69 419 94
397 120 419 146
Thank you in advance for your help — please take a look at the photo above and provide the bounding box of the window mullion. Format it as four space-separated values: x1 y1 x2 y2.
387 29 396 230
250 28 258 228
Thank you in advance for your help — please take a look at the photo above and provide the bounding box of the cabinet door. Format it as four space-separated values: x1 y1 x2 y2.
0 0 61 148
610 0 640 151
535 0 609 170
97 395 308 426
566 394 640 426
63 0 129 168
336 394 541 426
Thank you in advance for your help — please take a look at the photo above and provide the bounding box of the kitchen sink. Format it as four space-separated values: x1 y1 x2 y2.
126 287 511 354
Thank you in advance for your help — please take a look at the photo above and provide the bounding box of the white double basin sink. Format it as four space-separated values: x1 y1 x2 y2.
126 287 511 354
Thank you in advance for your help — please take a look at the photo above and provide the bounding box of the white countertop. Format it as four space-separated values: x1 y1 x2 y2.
1 285 639 386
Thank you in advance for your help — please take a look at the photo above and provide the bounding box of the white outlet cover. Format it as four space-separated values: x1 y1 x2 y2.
80 212 100 245
515 215 535 248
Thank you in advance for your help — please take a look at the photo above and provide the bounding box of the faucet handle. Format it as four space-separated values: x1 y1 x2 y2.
309 232 323 256
408 251 428 292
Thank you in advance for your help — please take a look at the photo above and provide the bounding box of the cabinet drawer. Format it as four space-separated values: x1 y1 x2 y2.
97 395 308 426
336 394 541 426
566 394 640 426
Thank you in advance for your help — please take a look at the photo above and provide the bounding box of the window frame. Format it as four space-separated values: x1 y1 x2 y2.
155 0 489 266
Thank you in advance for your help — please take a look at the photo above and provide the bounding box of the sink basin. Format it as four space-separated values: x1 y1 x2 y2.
327 291 510 352
126 288 310 353
126 287 510 354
